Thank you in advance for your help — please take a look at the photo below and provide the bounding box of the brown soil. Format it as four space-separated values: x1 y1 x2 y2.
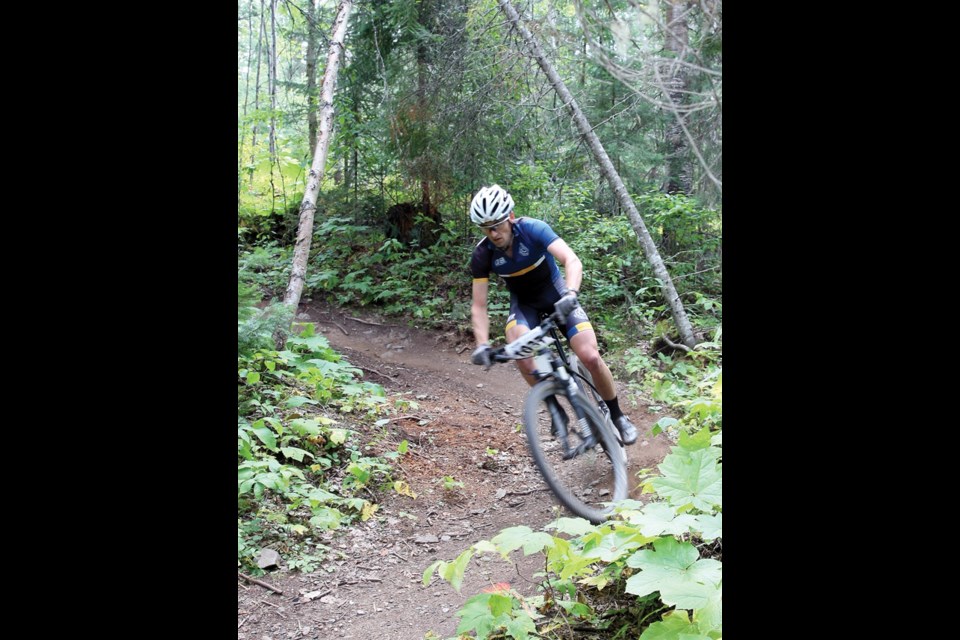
237 300 675 640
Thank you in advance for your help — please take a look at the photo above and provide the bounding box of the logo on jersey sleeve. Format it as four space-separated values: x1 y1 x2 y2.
494 257 506 266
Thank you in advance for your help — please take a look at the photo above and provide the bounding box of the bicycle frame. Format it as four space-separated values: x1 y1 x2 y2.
487 310 628 522
491 311 595 458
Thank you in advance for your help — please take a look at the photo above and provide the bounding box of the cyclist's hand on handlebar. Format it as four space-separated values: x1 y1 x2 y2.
554 291 579 317
471 343 493 367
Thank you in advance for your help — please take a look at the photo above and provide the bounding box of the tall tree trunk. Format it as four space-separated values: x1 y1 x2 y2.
415 0 441 247
306 0 319 160
661 0 691 195
268 0 279 213
274 0 353 350
250 0 266 189
268 0 278 161
239 1 255 203
497 0 697 348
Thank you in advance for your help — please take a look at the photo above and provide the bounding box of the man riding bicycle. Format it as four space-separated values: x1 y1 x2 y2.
468 184 638 445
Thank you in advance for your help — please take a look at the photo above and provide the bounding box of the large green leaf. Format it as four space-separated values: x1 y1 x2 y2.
692 513 722 541
652 448 722 512
625 537 722 609
582 529 649 563
250 425 277 450
306 487 338 507
280 447 314 462
693 583 722 634
639 610 710 640
289 419 321 436
456 594 509 639
422 560 444 586
491 526 554 556
290 334 330 351
487 593 513 617
544 517 594 536
441 548 474 593
472 540 498 554
284 395 318 408
677 428 712 451
504 612 537 640
308 507 343 530
625 502 699 538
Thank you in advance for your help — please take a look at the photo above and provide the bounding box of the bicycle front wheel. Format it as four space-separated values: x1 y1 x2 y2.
523 380 628 524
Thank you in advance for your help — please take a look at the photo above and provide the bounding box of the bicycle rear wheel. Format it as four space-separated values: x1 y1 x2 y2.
523 380 627 524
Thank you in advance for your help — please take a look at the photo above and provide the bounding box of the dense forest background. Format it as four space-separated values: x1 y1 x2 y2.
238 3 722 635
238 0 721 351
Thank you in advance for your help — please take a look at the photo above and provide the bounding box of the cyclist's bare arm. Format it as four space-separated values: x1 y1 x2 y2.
471 278 490 345
547 238 583 293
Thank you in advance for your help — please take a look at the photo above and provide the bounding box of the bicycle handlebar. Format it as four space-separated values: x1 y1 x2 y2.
488 309 565 365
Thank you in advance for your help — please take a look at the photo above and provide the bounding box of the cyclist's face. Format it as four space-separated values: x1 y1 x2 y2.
482 218 512 249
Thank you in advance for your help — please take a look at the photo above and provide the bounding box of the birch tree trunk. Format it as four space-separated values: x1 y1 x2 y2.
268 0 278 161
274 0 353 350
268 0 279 213
497 0 696 348
305 0 319 160
249 0 266 189
239 2 255 202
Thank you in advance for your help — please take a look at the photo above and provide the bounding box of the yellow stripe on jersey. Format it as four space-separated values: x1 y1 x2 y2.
500 255 546 278
505 319 518 332
473 277 489 284
575 322 593 333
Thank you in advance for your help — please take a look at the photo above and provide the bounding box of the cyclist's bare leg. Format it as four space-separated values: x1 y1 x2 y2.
569 330 617 401
505 323 539 387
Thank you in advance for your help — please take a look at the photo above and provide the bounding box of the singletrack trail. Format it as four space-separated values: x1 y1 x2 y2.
238 301 674 639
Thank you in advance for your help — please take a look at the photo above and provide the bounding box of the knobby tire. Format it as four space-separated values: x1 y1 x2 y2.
522 380 627 523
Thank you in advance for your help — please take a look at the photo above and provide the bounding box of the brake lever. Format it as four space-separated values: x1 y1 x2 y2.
485 349 506 370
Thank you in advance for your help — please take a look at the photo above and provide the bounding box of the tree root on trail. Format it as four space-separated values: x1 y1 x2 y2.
238 572 284 594
661 334 692 353
315 319 349 335
348 315 392 327
357 364 397 380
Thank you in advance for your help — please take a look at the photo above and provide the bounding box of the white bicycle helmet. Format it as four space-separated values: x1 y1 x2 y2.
470 184 515 228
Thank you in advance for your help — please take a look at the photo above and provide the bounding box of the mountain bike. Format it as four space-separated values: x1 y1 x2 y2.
488 310 628 523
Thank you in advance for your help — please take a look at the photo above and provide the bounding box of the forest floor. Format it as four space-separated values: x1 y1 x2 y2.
237 300 675 640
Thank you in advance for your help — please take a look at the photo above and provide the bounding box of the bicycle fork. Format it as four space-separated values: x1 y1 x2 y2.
552 367 597 460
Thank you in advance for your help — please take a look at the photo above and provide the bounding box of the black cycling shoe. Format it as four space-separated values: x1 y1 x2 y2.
547 398 569 437
614 415 638 445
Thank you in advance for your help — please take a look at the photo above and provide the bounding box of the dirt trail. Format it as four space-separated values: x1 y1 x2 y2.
237 301 674 640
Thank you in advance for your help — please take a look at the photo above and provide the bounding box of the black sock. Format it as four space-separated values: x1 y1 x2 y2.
604 397 624 421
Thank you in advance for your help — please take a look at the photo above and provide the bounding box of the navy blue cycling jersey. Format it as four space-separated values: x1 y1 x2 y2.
469 217 567 303
470 217 594 339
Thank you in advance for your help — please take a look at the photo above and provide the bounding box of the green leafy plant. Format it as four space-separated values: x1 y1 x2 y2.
238 296 401 572
440 475 464 491
425 408 722 639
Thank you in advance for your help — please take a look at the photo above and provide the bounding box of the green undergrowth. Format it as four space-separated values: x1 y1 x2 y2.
238 185 721 414
423 377 722 640
237 187 722 576
238 286 417 574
